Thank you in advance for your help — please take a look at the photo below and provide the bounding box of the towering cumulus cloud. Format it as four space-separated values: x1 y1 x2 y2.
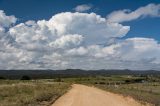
0 4 160 70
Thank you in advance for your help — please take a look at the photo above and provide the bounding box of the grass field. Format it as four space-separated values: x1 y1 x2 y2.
0 75 160 106
95 82 160 106
0 80 70 106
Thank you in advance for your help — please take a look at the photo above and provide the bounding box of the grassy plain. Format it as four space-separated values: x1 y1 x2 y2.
0 75 160 106
0 80 70 106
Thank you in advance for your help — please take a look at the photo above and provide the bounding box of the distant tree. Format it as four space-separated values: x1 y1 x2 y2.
0 76 5 79
21 75 31 80
99 82 106 84
125 78 145 84
94 82 98 84
54 77 62 82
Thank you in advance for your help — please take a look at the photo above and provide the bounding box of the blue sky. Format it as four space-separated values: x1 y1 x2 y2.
0 0 160 40
0 0 160 70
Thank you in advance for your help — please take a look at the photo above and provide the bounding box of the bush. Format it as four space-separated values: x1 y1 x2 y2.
94 82 98 84
0 76 5 79
21 75 31 80
125 78 145 84
99 82 106 84
54 77 62 82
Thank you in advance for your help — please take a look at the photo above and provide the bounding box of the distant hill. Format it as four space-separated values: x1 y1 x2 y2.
0 69 160 79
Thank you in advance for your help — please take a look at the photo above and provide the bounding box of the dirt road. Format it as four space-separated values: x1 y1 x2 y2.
52 84 146 106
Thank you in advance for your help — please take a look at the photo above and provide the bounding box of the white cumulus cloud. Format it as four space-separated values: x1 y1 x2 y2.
49 34 83 49
74 4 92 12
0 10 17 27
0 7 160 70
47 12 130 45
107 3 160 23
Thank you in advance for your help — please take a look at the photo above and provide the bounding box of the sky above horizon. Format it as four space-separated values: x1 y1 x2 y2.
0 0 160 70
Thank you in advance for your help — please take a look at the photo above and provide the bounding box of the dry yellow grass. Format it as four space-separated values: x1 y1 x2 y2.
0 80 70 106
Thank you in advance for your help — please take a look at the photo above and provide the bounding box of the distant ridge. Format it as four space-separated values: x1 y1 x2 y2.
0 69 160 79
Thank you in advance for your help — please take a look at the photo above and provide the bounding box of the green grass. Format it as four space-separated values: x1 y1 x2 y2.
0 80 70 106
